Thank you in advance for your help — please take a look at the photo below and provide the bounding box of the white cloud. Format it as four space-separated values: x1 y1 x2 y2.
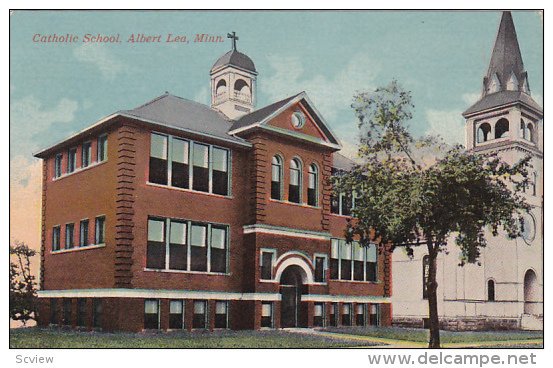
425 109 465 146
10 95 78 158
260 54 380 120
73 43 127 80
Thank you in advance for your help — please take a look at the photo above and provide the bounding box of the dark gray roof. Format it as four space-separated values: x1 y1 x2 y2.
230 93 301 131
332 152 356 171
463 91 543 117
211 50 256 74
121 94 251 146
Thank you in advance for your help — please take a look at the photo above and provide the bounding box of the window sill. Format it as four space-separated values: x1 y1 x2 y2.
53 160 108 181
329 279 379 284
146 182 233 199
330 213 354 219
259 279 279 283
269 198 321 209
311 282 328 286
143 268 230 276
51 243 106 254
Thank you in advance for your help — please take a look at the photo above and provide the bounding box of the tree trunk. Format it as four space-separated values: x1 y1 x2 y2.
426 241 441 348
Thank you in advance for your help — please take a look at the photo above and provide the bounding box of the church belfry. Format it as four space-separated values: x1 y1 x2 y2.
463 12 543 155
210 31 257 120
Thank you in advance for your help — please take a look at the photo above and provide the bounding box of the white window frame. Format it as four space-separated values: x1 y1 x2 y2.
97 134 108 162
331 238 377 283
95 215 106 245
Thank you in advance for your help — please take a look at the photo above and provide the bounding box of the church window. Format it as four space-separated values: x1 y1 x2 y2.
212 147 229 195
314 303 325 327
193 300 208 329
144 299 160 329
52 226 61 251
214 301 229 329
487 280 495 301
341 303 352 326
192 143 210 192
289 158 302 203
215 79 227 95
234 79 249 92
314 254 327 283
54 153 63 179
67 147 77 173
149 133 168 185
260 249 276 280
356 304 367 326
82 141 91 168
422 255 430 299
271 155 283 200
495 118 509 139
261 302 273 328
97 134 108 162
308 163 319 206
169 300 184 329
171 138 189 189
477 123 491 143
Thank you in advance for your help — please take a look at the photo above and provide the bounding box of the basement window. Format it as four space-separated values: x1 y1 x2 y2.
261 302 273 328
214 301 229 329
144 299 160 330
169 300 184 329
193 300 208 329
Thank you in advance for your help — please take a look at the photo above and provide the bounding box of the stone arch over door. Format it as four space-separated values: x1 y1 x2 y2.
524 269 538 314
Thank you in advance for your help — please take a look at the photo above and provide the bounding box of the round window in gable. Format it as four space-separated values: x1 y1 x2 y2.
291 111 306 129
521 212 536 244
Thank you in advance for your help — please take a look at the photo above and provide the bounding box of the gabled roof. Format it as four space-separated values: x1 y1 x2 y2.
463 90 543 117
229 91 342 149
120 93 250 146
332 152 356 171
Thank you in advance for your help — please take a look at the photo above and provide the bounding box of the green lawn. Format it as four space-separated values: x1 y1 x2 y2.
10 328 377 349
322 326 543 344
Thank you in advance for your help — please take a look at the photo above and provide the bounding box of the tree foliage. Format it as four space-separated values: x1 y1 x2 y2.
10 241 38 326
334 81 531 347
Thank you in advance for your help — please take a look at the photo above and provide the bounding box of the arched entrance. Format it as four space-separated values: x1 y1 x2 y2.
280 265 307 328
524 269 538 314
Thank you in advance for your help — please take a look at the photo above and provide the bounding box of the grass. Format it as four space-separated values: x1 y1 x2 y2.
10 327 378 349
322 326 543 344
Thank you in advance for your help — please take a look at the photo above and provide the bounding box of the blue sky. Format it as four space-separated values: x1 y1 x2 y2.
10 10 543 161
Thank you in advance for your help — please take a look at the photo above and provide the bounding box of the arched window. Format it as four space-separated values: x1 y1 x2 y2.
307 163 318 206
234 79 249 93
495 118 509 139
422 255 430 300
216 79 227 95
520 120 527 140
487 279 495 301
271 155 283 200
477 123 491 143
289 158 302 204
527 123 534 143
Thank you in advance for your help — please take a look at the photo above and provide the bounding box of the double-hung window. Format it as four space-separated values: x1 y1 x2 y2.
307 164 318 206
192 143 210 192
147 218 166 270
260 250 276 280
54 154 63 179
82 142 92 168
331 239 377 282
271 156 283 200
52 226 61 251
169 220 187 270
289 158 302 203
210 226 228 273
356 304 367 326
215 301 229 329
67 148 77 174
193 300 208 329
171 138 189 189
314 254 327 283
261 302 273 328
95 216 105 244
79 220 89 247
212 147 229 195
144 299 160 329
190 223 208 272
97 135 108 162
314 303 325 327
149 133 168 185
169 300 184 329
65 223 74 249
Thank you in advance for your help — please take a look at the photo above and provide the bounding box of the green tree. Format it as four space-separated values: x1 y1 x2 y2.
334 81 530 348
10 241 38 326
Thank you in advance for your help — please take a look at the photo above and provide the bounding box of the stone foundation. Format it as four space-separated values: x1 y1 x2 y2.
393 316 520 331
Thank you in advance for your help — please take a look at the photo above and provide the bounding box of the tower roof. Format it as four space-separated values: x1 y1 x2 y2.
211 49 257 74
485 11 525 91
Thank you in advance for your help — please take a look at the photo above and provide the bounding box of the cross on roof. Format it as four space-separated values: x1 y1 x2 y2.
227 31 238 50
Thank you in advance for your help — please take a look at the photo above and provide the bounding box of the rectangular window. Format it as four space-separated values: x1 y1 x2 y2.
308 170 317 206
79 220 89 247
341 303 352 326
212 147 229 195
169 300 184 329
353 242 364 281
330 239 339 280
95 216 105 244
171 137 189 189
190 224 208 272
314 303 325 327
97 134 108 162
144 299 160 329
366 244 378 282
331 194 340 214
215 301 229 329
169 220 187 270
149 133 168 185
67 148 77 173
369 304 379 326
314 255 326 283
330 303 338 327
50 299 59 325
289 173 301 203
63 299 72 326
77 298 87 327
52 226 61 251
82 142 91 168
356 304 366 326
192 143 210 192
193 300 208 329
261 302 273 328
260 251 275 280
147 218 166 270
54 153 63 178
340 241 352 280
210 226 227 273
92 299 102 328
341 193 353 216
65 223 75 249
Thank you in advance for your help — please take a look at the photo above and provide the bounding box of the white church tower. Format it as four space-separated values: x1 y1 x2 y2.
392 12 543 330
210 32 257 120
